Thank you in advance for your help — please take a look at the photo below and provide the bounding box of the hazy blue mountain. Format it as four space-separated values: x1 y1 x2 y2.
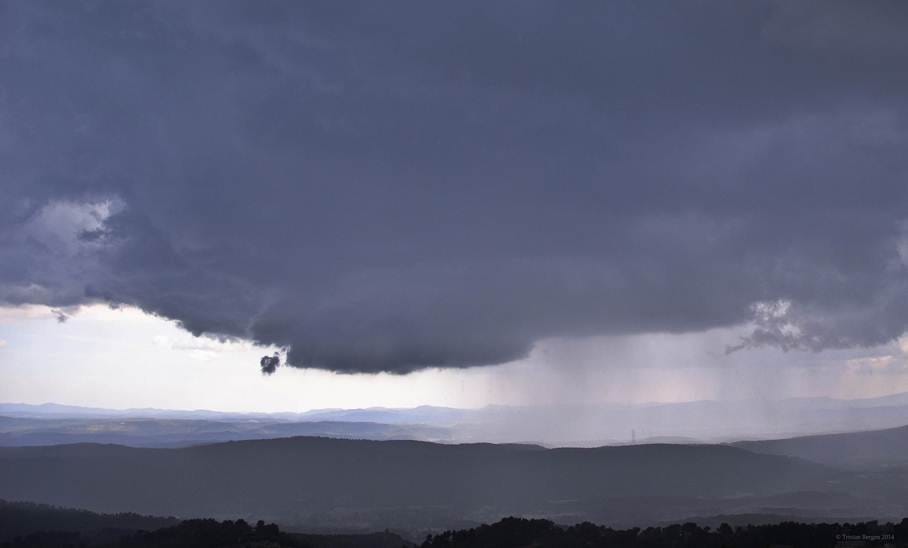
296 405 474 426
0 416 452 447
5 393 908 446
0 402 475 425
0 403 299 421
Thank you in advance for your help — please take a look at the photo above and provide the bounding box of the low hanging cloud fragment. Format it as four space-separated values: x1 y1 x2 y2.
1 1 908 374
259 353 281 375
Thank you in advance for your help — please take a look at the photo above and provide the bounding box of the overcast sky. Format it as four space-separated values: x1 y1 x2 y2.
2 1 908 410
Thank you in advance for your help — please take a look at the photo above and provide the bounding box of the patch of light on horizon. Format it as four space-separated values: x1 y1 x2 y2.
3 304 908 412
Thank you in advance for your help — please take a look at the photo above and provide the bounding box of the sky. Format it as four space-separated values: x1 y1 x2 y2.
2 1 908 411
3 303 908 412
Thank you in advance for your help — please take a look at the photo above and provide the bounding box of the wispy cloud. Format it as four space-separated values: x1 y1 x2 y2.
152 334 257 362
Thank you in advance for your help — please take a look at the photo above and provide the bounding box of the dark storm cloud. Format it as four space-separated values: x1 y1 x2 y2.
1 1 907 373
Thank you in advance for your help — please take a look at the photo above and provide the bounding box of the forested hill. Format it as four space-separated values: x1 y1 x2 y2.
421 516 908 548
0 500 178 545
0 436 846 529
0 500 414 548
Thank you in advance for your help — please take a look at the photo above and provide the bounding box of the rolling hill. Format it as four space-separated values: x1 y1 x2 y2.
733 424 908 468
0 436 859 530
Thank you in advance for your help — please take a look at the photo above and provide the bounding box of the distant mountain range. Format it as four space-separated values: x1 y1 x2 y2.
5 392 908 446
0 402 474 424
3 427 908 531
0 416 454 447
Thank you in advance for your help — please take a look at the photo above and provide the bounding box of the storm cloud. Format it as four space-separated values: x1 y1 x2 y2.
1 1 907 373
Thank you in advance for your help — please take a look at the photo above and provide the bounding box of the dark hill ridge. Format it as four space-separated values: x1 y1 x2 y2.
733 424 908 468
0 499 179 543
0 500 414 548
0 436 844 529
